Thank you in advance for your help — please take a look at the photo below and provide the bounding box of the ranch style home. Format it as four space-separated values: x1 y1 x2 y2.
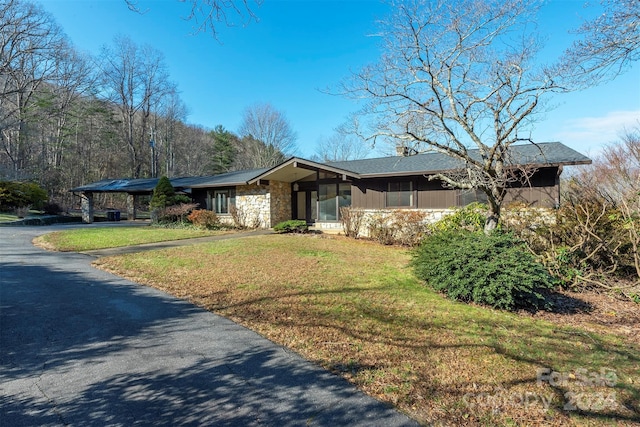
71 142 591 230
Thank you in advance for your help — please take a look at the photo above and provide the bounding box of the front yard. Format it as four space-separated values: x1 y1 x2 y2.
34 226 228 251
38 227 639 425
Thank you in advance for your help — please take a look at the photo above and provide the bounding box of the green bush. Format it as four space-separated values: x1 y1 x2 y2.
412 230 554 311
0 181 48 210
273 219 308 234
430 202 486 233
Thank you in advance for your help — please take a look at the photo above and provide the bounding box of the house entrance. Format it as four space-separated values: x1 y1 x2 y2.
294 182 351 224
296 190 317 224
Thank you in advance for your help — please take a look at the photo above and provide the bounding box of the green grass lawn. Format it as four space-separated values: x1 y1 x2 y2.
34 226 229 251
41 229 640 425
0 212 18 222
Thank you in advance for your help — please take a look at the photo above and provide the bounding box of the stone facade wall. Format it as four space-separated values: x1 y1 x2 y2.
313 208 456 236
269 180 291 227
216 181 291 229
228 184 271 229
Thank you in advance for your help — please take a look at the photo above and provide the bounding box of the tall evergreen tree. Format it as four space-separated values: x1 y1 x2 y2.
149 176 175 210
208 125 236 174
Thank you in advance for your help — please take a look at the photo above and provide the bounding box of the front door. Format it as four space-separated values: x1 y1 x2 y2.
295 190 317 224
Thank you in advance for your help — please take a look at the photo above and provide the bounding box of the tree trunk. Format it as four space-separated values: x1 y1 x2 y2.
484 197 502 235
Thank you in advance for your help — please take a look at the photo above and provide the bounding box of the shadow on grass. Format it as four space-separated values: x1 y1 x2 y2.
203 281 639 424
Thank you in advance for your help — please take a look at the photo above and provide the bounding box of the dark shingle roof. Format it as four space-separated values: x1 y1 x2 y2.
327 142 591 177
171 168 269 188
69 168 268 193
70 143 590 193
70 178 160 193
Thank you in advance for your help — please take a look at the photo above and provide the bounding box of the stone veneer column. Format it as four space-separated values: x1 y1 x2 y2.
81 192 94 223
126 194 137 221
269 181 291 227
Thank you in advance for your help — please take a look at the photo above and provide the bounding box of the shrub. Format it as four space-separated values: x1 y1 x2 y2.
159 203 198 224
188 209 221 229
412 230 554 311
429 202 486 233
393 210 429 246
15 206 30 218
230 204 261 229
43 202 63 215
366 210 429 246
367 212 397 245
273 219 308 234
340 206 365 238
0 181 48 210
508 191 633 293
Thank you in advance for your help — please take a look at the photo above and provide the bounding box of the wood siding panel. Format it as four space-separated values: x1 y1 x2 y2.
417 189 458 209
416 177 457 209
505 185 559 208
353 180 385 209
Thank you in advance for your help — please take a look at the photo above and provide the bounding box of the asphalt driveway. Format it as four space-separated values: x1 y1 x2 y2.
0 224 419 426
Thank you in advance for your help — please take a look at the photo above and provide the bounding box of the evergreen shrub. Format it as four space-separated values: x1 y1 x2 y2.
273 220 308 233
412 230 554 311
0 181 48 210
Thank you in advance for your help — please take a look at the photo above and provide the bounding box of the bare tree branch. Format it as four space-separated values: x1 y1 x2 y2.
342 0 559 233
125 0 261 39
560 0 640 86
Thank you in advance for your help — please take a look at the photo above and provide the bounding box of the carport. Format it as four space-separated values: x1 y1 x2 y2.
70 178 160 223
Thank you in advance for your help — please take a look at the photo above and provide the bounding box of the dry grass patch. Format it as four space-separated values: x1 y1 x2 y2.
34 226 228 251
94 234 639 426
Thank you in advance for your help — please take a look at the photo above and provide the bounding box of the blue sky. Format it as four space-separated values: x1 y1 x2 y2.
41 0 639 159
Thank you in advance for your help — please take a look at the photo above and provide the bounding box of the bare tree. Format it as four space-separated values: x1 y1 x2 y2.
344 0 560 233
0 0 65 179
238 102 297 167
561 0 640 85
98 35 173 178
155 88 187 178
125 0 261 38
313 130 370 162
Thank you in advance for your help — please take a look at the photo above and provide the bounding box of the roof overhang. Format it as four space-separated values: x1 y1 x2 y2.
356 159 593 179
247 157 361 184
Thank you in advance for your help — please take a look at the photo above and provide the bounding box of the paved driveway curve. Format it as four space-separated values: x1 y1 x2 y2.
0 224 419 426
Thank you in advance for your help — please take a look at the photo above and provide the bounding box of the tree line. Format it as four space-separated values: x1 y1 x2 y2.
0 0 296 209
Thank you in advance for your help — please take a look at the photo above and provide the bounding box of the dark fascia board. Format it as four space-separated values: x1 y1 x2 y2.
247 157 361 184
357 159 592 179
185 180 252 189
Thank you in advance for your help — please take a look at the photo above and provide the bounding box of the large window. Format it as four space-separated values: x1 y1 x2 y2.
319 183 338 220
318 183 352 221
212 189 234 214
386 181 413 207
338 183 351 211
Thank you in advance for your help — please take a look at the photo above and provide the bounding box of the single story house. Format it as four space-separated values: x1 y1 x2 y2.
71 142 591 230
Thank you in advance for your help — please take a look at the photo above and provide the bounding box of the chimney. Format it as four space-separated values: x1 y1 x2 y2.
396 145 409 157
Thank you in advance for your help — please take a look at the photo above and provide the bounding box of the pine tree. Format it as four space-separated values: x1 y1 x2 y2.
149 176 175 210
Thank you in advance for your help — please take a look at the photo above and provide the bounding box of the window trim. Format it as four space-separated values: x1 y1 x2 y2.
385 180 414 208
